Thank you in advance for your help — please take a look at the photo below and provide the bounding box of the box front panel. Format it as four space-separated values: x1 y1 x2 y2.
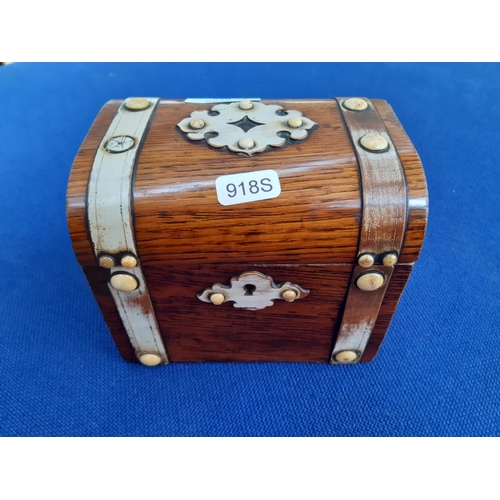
78 262 413 363
143 263 352 362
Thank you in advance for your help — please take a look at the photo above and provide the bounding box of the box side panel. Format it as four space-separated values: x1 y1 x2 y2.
373 100 429 263
133 100 362 265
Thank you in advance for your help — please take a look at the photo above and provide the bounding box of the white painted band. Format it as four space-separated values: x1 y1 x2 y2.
87 98 169 363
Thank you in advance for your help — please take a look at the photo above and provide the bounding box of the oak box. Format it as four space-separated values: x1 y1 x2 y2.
66 97 428 366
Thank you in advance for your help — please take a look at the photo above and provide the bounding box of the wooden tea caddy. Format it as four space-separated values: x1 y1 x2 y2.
67 97 428 366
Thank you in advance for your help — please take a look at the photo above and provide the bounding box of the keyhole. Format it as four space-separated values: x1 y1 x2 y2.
244 284 256 296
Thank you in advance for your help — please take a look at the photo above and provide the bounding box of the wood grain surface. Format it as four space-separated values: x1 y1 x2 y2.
133 100 360 265
66 98 428 363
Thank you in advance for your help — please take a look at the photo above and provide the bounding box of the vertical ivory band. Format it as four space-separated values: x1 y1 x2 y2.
86 98 169 364
330 97 408 363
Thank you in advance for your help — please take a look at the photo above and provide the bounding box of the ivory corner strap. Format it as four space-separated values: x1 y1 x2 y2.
86 98 169 366
330 97 408 364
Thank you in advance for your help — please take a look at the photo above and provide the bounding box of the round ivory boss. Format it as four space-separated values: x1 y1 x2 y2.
238 137 255 149
139 353 162 366
99 255 116 269
358 254 375 268
287 116 303 128
110 273 139 292
121 255 138 269
190 118 205 129
335 350 358 363
125 98 150 111
344 98 368 111
356 272 384 292
282 289 298 302
210 293 225 305
239 99 253 110
360 133 389 152
383 253 398 266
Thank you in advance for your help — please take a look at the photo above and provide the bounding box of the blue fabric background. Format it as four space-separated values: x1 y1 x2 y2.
0 63 498 436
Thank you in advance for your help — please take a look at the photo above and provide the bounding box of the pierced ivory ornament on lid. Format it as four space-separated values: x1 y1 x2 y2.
177 100 317 156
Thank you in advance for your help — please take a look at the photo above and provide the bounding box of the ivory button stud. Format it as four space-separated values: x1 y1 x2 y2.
238 137 255 149
344 98 368 111
110 273 139 292
360 133 389 152
282 289 298 302
210 293 225 305
335 350 358 363
121 255 138 269
125 98 150 111
99 255 116 269
358 254 375 268
383 253 398 266
356 272 385 292
239 99 253 110
189 118 205 129
139 353 162 366
287 116 303 128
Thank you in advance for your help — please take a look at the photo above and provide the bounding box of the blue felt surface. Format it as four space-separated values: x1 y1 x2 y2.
0 63 499 436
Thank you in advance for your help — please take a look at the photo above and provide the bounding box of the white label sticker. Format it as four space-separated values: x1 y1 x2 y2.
215 170 281 206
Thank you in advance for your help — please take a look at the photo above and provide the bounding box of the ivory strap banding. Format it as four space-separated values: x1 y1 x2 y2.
331 98 408 363
332 265 393 361
337 97 408 257
87 98 169 364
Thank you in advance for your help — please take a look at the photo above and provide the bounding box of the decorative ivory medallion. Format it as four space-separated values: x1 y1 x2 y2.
177 100 317 156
